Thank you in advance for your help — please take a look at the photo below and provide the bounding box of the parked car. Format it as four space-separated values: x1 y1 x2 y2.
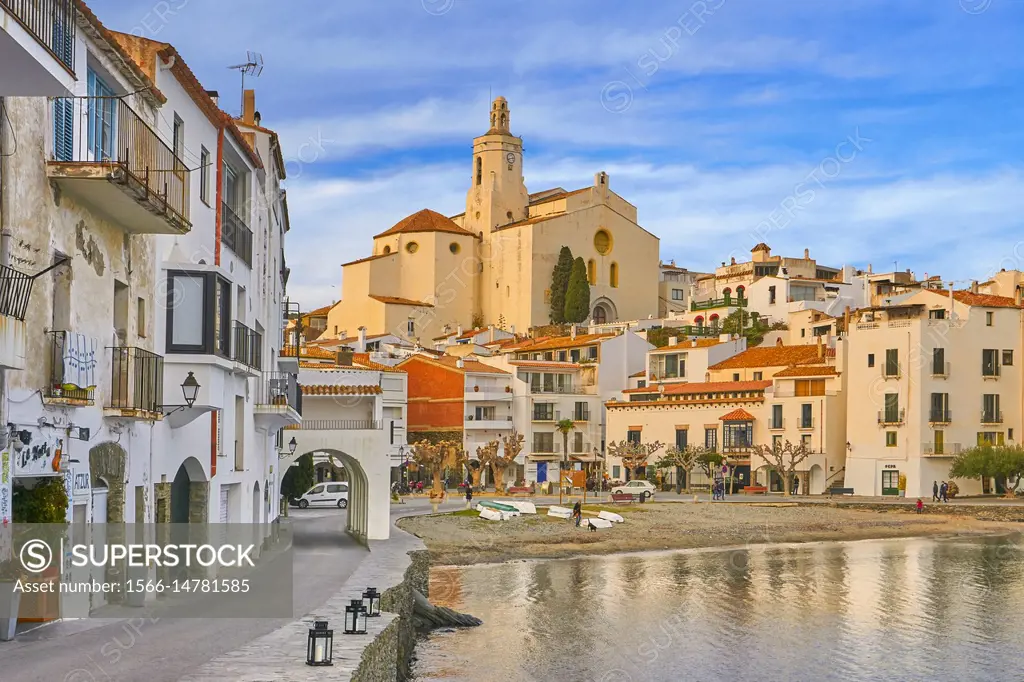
611 480 656 499
294 482 349 508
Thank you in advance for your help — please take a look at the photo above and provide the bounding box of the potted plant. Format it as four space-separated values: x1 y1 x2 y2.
504 386 511 393
898 474 907 498
473 385 480 392
0 557 23 641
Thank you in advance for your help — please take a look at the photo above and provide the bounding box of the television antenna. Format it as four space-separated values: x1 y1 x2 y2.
227 51 264 114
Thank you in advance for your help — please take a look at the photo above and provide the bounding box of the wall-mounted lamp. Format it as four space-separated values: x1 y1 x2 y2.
164 372 201 414
846 442 852 451
288 437 298 455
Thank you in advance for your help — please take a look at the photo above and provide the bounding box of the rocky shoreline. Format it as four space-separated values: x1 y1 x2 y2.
397 500 1021 566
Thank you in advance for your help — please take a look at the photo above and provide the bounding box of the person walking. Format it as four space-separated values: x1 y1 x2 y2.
939 481 948 503
572 501 582 527
916 498 923 514
932 481 939 502
465 483 473 509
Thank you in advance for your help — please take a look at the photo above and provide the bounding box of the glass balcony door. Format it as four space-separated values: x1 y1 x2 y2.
87 70 117 162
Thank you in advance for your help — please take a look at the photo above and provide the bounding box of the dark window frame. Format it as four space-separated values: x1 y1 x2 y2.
165 270 233 357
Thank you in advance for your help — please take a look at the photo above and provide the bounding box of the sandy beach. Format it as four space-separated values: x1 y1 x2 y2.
397 500 1018 566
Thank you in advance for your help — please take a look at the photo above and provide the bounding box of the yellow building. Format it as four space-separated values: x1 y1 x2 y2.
326 97 660 344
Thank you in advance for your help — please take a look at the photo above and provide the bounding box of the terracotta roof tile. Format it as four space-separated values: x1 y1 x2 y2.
397 355 509 375
654 339 723 352
720 408 756 421
373 209 477 239
352 353 405 373
952 290 1022 309
772 365 838 377
282 345 337 359
493 213 564 231
369 295 434 308
623 380 772 395
709 345 830 370
300 384 382 396
513 333 615 352
630 370 646 378
77 4 165 106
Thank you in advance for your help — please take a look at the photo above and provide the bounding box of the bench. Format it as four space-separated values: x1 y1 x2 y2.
741 486 768 495
827 487 854 496
611 493 635 504
507 486 533 496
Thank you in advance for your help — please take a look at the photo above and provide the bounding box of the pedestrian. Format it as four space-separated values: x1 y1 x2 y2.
940 481 948 503
932 480 939 502
916 498 923 513
572 501 582 527
465 483 473 509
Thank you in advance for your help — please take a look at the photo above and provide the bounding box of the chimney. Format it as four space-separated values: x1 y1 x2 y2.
844 305 851 334
571 324 578 340
971 280 979 294
205 90 219 106
730 256 736 266
867 264 873 274
691 340 698 348
456 359 464 369
254 111 262 126
804 248 810 259
668 336 678 347
357 326 367 353
1016 286 1023 307
242 89 256 125
336 349 353 366
510 325 516 335
816 334 823 360
488 324 496 343
457 325 463 336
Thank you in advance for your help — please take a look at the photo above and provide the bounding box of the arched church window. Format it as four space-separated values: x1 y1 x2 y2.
593 306 607 324
610 262 619 288
500 114 506 128
588 259 597 285
476 157 482 186
383 245 391 255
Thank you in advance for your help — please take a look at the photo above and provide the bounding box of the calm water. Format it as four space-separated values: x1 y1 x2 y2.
413 535 1024 682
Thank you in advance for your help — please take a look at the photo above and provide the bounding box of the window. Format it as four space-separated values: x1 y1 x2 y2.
768 286 776 305
665 354 679 379
87 70 117 162
557 351 567 361
932 348 945 375
934 429 945 454
172 114 184 160
137 297 146 338
573 431 584 453
533 432 554 453
612 466 621 479
704 427 718 450
587 259 597 285
801 403 813 429
637 380 646 389
450 242 461 255
930 393 949 422
771 404 783 429
476 157 482 185
886 432 897 447
610 262 619 288
671 289 684 301
986 311 994 326
544 352 554 361
200 146 210 204
1003 350 1014 366
867 353 875 368
406 242 419 254
1010 428 1015 441
772 435 781 449
383 246 391 255
884 349 899 377
570 349 581 363
627 430 641 444
977 432 1002 446
801 329 806 338
884 393 900 422
589 346 598 360
407 319 415 336
795 379 825 397
801 434 812 449
753 371 763 381
982 349 999 377
533 404 554 421
166 271 232 356
475 406 495 421
574 402 589 421
310 485 324 495
723 422 753 450
732 373 740 382
594 229 612 255
982 394 1001 423
675 429 688 450
929 309 946 320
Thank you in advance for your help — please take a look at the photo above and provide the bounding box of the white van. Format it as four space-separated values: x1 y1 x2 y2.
296 482 349 509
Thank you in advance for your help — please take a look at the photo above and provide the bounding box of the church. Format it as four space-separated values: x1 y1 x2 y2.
325 97 661 343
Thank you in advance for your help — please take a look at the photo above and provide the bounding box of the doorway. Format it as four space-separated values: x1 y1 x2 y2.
536 461 547 483
881 470 900 496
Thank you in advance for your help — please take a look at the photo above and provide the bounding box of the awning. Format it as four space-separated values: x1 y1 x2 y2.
527 454 561 460
570 454 602 463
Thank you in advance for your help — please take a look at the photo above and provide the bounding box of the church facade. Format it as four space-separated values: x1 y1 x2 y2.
326 97 660 343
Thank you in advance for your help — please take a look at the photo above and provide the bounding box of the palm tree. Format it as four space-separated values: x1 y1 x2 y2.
555 418 575 473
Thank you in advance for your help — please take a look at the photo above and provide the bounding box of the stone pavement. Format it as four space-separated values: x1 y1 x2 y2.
180 524 425 682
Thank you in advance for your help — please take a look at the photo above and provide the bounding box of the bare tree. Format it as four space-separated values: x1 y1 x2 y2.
411 440 458 493
656 445 709 493
752 439 812 496
608 440 665 480
481 431 524 492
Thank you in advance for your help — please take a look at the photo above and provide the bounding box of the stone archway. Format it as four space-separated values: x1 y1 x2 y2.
591 297 618 325
169 456 209 524
89 442 126 523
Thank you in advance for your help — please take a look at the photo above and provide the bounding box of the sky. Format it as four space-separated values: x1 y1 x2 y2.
89 0 1024 310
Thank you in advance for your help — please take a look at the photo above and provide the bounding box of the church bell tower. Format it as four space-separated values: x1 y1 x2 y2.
464 97 529 234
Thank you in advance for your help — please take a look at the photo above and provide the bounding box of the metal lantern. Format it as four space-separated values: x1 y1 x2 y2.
362 587 381 617
181 371 200 407
305 620 333 666
288 437 298 454
344 599 367 634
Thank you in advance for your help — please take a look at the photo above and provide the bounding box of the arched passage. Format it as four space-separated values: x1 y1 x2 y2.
170 456 209 524
89 442 126 523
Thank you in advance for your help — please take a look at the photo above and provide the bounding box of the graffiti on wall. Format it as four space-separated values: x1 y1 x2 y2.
12 429 64 478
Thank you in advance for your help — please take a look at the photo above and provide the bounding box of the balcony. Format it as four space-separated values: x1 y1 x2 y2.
668 325 720 337
231 321 262 375
47 97 191 234
105 347 163 419
221 201 253 266
465 415 514 430
769 418 785 430
254 371 302 431
931 361 950 378
573 410 591 422
45 330 95 405
877 409 905 426
881 363 901 380
798 417 815 430
929 409 952 424
529 384 587 395
0 264 32 370
981 410 1003 425
0 0 76 95
690 297 747 311
923 442 962 457
285 420 382 431
465 387 513 401
982 364 1001 380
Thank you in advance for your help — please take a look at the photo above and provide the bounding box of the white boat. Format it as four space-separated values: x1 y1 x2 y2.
478 508 505 521
501 500 537 515
547 505 572 519
598 511 624 524
586 517 614 530
476 503 520 518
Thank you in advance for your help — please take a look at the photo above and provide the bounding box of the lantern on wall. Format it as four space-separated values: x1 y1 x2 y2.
344 599 367 634
305 620 333 666
362 587 381 617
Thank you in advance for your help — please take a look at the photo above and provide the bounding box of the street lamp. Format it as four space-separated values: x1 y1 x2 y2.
305 620 333 666
362 587 381 617
181 371 200 408
344 599 367 634
288 437 298 455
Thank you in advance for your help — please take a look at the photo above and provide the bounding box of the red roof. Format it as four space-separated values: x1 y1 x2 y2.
369 295 434 308
772 365 838 378
952 290 1022 309
720 408 756 421
623 380 772 395
709 345 832 370
373 209 477 239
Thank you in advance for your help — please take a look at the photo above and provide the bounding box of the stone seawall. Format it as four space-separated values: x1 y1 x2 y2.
823 500 1024 522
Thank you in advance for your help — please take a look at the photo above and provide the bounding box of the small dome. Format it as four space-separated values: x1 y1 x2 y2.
374 209 475 239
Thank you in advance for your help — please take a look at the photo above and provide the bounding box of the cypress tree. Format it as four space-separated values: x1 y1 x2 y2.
549 246 574 323
564 257 591 323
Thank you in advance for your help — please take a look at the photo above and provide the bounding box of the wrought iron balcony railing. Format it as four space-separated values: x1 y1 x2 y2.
690 297 748 311
0 264 34 320
1 0 76 70
108 346 163 413
286 420 382 431
877 409 905 425
929 409 952 424
46 330 95 403
221 201 253 266
255 371 301 413
231 321 262 370
981 410 1004 425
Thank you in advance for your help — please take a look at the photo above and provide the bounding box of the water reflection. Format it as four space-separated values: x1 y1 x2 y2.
415 534 1024 682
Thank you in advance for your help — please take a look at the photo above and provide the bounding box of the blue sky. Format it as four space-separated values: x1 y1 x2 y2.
90 0 1024 309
